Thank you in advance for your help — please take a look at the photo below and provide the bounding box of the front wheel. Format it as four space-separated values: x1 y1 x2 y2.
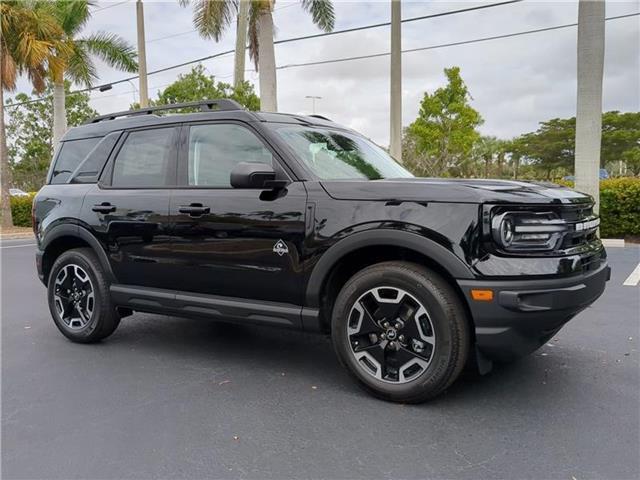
47 248 121 343
331 261 470 403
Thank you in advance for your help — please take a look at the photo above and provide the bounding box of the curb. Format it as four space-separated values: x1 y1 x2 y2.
0 233 36 240
602 239 625 247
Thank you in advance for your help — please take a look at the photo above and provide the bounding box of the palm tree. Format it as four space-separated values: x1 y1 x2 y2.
50 0 138 148
574 0 605 213
180 0 335 111
1 0 66 228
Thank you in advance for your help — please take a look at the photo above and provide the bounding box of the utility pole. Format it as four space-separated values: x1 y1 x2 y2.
136 0 149 107
575 0 605 213
234 0 250 88
389 0 402 162
305 95 322 114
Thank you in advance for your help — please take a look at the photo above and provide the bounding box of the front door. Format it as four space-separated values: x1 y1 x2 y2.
82 126 178 289
169 122 307 305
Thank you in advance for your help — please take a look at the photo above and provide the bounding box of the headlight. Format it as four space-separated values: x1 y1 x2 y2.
491 211 567 252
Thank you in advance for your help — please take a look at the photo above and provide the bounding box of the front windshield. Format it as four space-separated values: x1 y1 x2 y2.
273 125 414 180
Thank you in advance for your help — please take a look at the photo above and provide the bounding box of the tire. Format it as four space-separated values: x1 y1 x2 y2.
47 248 120 343
331 261 470 403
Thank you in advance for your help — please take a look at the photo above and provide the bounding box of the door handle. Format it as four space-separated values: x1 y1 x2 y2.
178 204 210 217
92 202 116 213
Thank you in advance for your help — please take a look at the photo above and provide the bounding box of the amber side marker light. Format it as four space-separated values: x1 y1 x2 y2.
471 289 494 302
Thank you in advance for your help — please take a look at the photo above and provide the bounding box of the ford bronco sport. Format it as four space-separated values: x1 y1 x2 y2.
33 99 610 403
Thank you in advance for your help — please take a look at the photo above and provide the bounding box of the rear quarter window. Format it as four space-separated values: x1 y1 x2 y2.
50 137 101 184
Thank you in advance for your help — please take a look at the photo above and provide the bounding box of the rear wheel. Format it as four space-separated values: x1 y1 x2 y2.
47 248 120 343
331 261 470 403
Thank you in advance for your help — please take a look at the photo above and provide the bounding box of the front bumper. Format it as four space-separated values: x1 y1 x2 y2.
458 261 611 361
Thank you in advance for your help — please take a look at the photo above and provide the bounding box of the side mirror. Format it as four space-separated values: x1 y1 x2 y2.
230 162 284 189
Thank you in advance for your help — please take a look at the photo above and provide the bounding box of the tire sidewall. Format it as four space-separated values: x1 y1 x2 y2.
332 264 463 400
47 250 105 341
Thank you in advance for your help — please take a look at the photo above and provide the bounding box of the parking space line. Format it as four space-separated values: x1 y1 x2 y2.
623 263 640 286
0 243 36 249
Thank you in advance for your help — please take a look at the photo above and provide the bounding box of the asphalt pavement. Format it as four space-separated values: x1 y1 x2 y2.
2 238 639 480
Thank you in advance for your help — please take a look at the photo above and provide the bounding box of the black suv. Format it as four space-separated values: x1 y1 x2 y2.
33 99 610 403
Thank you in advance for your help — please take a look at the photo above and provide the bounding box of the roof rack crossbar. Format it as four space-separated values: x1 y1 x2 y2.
87 99 244 124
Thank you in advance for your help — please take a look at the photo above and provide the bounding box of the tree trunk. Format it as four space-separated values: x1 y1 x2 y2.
234 0 250 88
52 80 67 149
257 6 277 112
136 0 149 107
0 85 14 228
389 0 402 162
574 0 605 213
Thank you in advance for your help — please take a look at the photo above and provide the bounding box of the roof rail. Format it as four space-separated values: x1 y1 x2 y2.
86 99 244 124
308 114 332 122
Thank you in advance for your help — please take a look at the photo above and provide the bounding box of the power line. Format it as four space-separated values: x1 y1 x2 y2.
146 0 522 45
277 12 640 70
5 8 637 109
92 1 131 13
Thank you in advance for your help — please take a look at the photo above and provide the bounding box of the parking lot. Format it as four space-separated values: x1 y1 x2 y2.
2 238 639 479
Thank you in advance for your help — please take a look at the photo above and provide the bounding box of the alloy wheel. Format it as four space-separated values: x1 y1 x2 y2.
347 286 436 384
53 264 95 330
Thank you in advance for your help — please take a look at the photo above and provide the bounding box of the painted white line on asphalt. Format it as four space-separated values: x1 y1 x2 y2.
0 243 36 249
623 263 640 286
602 239 625 247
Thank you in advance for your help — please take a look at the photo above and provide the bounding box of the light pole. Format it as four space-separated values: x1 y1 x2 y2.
389 0 402 162
305 95 322 114
136 0 149 108
125 80 138 103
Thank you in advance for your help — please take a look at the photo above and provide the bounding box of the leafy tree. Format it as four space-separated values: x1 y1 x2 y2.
179 0 335 111
403 67 483 177
1 0 66 227
601 111 640 171
49 0 137 147
132 65 260 111
5 81 97 191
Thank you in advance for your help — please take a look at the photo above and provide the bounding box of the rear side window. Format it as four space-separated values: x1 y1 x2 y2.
112 128 177 188
50 137 101 184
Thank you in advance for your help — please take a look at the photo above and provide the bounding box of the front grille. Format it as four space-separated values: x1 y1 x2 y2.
557 204 600 253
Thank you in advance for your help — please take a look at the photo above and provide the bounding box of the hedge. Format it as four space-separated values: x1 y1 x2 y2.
558 178 640 238
8 179 640 237
9 192 37 227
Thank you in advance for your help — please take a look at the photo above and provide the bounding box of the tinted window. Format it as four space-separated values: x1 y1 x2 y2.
273 125 412 180
50 137 101 184
71 132 120 183
112 128 176 188
188 124 273 187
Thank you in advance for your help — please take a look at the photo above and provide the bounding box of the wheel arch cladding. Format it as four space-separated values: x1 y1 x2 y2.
41 225 115 285
305 229 476 332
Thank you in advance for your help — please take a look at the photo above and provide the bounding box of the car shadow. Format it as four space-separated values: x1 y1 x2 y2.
90 312 597 407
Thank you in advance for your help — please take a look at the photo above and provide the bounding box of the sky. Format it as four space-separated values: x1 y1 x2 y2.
9 0 640 146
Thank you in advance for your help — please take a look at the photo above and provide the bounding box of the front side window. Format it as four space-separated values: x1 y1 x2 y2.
187 124 273 187
112 128 176 188
50 137 101 184
273 125 413 180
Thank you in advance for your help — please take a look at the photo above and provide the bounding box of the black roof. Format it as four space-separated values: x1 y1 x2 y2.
63 99 344 141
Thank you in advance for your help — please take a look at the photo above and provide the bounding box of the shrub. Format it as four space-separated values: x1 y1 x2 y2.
557 178 640 238
9 192 36 227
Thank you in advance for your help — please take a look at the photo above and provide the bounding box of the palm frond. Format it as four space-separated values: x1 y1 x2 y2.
52 0 92 36
192 0 238 41
247 0 266 70
1 44 19 90
300 0 335 32
66 43 96 87
80 32 138 73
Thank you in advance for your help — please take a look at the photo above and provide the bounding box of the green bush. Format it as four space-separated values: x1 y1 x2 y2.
557 178 640 238
10 192 36 227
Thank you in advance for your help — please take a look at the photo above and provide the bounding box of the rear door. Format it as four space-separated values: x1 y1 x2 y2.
81 126 178 289
169 121 308 305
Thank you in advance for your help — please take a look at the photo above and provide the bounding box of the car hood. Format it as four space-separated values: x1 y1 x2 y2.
319 178 592 205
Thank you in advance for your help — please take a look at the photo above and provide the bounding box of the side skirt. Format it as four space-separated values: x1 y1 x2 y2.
110 284 320 330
